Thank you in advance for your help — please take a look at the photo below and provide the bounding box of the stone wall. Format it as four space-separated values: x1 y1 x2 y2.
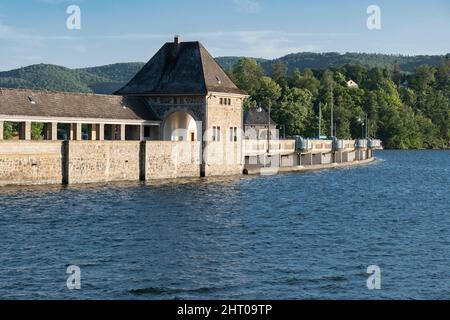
66 141 141 184
0 141 64 186
144 141 201 179
204 95 244 176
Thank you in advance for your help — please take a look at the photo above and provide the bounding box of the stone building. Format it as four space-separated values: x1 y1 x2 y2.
0 36 248 177
116 36 247 176
244 107 278 140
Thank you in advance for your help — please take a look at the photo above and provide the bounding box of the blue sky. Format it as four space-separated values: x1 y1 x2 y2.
0 0 449 70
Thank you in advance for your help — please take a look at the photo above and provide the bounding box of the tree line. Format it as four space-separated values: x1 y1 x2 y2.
229 56 450 149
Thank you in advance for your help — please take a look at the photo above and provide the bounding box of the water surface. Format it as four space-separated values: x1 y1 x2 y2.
0 150 449 299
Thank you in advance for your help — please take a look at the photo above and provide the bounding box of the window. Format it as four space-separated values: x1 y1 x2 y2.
219 97 232 106
229 127 238 142
212 126 221 141
144 126 151 138
27 95 36 105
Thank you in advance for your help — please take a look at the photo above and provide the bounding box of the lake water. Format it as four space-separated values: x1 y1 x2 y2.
0 150 449 300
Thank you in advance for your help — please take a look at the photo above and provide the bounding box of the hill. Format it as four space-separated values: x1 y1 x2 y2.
0 53 447 94
261 52 447 75
0 63 145 94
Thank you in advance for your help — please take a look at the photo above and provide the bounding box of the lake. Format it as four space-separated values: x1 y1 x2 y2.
0 150 449 299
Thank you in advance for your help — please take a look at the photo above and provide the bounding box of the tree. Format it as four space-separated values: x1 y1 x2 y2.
231 58 265 96
3 122 14 140
31 123 45 140
254 76 282 108
343 64 366 85
290 68 320 97
272 87 313 136
409 65 436 92
271 61 288 87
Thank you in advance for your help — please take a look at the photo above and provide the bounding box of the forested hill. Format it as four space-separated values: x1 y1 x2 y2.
0 63 146 94
0 53 446 94
216 53 447 75
263 53 446 75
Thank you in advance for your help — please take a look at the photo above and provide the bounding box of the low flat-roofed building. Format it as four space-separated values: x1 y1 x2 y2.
0 87 160 141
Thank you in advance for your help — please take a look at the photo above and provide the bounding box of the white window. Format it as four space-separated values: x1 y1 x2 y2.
229 127 238 142
212 126 221 141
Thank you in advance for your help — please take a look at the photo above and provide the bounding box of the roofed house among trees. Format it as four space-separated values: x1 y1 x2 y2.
244 107 278 140
346 79 359 88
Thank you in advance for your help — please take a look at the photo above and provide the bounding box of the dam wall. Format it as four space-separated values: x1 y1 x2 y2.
66 141 141 184
243 139 376 175
143 141 201 180
0 141 64 186
0 139 378 186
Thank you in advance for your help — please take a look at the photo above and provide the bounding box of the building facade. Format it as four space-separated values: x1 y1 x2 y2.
0 36 248 177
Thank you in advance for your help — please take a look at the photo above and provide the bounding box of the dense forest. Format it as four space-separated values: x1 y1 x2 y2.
228 56 450 149
0 63 145 94
218 53 446 75
0 52 448 149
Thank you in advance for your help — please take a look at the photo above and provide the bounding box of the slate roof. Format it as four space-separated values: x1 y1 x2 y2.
244 107 277 126
0 87 157 121
115 41 246 96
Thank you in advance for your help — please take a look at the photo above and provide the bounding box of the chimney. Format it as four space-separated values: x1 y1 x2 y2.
174 35 181 45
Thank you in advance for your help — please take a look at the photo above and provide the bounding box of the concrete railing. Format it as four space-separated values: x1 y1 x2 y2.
368 139 382 149
295 138 333 153
310 140 333 153
344 140 356 150
355 139 368 149
244 139 267 156
333 139 356 151
269 140 296 155
244 139 296 156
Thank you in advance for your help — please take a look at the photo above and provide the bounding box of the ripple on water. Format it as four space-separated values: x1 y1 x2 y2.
0 150 449 299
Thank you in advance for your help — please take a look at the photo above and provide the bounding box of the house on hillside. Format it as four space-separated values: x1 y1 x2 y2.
346 79 359 89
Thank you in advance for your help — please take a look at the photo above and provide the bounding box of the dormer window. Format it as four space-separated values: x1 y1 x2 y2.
28 96 36 104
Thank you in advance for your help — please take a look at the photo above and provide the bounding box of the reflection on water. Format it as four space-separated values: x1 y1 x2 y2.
0 150 449 299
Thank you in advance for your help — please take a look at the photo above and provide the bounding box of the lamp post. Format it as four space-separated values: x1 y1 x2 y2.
257 101 272 155
330 83 334 139
268 100 271 154
357 117 365 139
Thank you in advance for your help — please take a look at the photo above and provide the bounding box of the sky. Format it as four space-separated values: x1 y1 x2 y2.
0 0 449 71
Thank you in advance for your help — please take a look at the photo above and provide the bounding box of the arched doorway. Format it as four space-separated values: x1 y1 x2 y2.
163 111 199 142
